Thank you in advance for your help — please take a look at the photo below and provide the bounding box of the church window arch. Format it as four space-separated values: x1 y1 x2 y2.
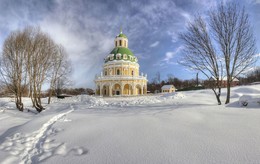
116 54 121 59
110 55 114 60
117 69 120 75
119 40 122 46
123 54 127 59
132 70 134 76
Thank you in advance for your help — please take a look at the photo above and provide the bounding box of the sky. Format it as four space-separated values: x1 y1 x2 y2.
0 0 259 88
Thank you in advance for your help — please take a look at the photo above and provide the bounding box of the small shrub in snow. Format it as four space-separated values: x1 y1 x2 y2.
241 101 248 107
239 95 260 107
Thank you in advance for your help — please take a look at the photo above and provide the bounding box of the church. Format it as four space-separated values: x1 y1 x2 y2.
95 30 148 96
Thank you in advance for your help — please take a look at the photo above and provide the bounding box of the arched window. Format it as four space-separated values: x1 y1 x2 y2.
116 54 121 59
123 54 127 59
110 55 114 60
132 70 134 76
105 71 107 75
119 40 122 46
117 69 120 75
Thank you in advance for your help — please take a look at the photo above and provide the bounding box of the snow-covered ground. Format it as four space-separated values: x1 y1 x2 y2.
0 85 259 164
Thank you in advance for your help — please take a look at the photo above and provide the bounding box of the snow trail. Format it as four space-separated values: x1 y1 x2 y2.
0 116 10 121
0 104 75 164
20 105 74 163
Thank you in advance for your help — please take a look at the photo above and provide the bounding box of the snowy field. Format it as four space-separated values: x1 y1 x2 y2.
0 85 259 164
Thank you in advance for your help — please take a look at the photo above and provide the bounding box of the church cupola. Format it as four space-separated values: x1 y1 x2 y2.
114 28 128 48
105 28 137 63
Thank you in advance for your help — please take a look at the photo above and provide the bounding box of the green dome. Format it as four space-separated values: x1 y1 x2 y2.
110 47 133 56
105 47 137 63
117 33 127 38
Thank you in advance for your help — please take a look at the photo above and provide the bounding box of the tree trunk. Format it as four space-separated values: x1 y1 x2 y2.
212 88 222 105
34 98 44 112
217 87 221 105
225 81 231 104
215 95 221 105
15 96 24 111
48 89 53 104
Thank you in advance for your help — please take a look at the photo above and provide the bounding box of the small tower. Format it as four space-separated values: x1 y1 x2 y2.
114 29 128 48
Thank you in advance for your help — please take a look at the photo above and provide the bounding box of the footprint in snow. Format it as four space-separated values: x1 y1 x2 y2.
69 147 89 156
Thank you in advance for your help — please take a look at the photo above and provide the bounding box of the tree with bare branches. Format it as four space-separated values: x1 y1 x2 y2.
209 3 257 104
179 16 223 105
0 30 30 111
47 45 71 104
0 27 70 112
180 2 257 104
26 28 57 112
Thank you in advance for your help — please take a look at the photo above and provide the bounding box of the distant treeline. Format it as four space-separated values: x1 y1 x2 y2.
147 68 260 93
0 87 94 98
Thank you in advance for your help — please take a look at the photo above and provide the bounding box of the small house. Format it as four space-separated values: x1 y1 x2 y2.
221 77 239 87
161 85 176 93
208 76 239 88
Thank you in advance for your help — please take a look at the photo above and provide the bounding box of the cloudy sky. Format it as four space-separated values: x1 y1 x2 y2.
0 0 259 88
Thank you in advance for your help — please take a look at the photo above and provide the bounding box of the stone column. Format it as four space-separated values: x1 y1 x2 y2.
120 84 124 96
113 63 115 76
109 85 112 97
100 85 102 96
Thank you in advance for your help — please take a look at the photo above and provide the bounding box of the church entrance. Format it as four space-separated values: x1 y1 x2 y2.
136 85 142 95
123 84 132 95
102 85 109 96
113 83 121 96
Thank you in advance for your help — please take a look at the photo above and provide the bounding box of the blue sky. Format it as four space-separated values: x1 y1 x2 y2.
0 0 259 88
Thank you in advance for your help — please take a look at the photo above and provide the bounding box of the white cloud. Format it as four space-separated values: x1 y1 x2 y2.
167 31 178 43
193 0 217 8
149 41 159 47
253 0 260 4
164 52 175 61
37 1 115 88
162 46 183 63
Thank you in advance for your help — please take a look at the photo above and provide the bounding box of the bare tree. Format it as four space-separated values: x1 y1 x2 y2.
209 3 257 104
180 16 223 105
179 2 257 104
0 26 70 112
152 72 161 85
0 30 30 111
55 75 72 96
167 74 175 84
47 45 71 104
26 28 57 112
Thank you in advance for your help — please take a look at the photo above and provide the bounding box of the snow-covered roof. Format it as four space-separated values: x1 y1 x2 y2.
222 77 239 81
161 85 175 89
210 76 239 81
